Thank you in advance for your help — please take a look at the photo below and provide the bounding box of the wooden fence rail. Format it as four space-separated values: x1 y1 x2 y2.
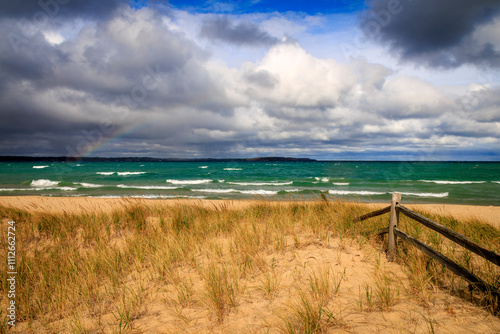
353 205 391 222
354 192 500 302
394 228 500 300
397 204 500 267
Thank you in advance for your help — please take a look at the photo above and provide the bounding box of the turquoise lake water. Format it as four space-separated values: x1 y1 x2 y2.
0 161 499 205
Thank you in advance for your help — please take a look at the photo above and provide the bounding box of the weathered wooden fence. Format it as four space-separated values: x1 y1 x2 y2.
354 193 500 302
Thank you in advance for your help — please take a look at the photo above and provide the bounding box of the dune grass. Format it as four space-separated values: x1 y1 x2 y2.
0 197 499 333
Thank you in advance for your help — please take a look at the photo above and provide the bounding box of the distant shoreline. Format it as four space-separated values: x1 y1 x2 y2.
1 156 500 163
0 156 316 162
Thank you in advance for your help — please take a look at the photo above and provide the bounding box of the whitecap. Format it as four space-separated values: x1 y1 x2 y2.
400 191 449 198
29 179 77 190
227 181 293 186
58 187 78 191
31 179 59 187
224 168 242 171
192 188 278 195
240 189 278 195
328 190 386 196
332 182 349 186
167 179 212 185
420 180 486 184
33 165 49 169
117 185 178 190
97 172 114 175
117 172 146 176
192 188 236 193
77 183 105 188
0 188 43 191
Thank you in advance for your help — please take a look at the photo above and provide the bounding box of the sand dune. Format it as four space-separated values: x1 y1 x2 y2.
1 196 499 333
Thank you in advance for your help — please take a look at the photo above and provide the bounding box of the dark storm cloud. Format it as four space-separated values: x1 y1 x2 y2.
199 16 280 46
0 6 212 108
0 21 69 88
0 3 498 159
360 0 500 68
0 0 126 20
0 6 232 157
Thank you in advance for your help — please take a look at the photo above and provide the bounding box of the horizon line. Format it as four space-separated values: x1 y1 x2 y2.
0 156 499 163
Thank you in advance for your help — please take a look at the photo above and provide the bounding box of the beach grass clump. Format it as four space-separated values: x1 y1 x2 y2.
279 292 342 334
259 269 282 300
202 261 240 324
0 198 499 332
308 265 335 305
357 270 399 312
280 263 345 334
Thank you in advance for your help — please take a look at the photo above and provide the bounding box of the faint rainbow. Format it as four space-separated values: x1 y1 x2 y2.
77 92 223 157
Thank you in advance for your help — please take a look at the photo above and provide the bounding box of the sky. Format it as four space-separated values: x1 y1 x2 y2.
0 0 499 160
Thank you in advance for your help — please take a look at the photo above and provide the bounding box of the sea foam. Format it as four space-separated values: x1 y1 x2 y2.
0 188 43 191
29 179 76 191
117 172 146 176
314 177 330 182
400 191 449 198
328 190 386 196
77 182 105 188
192 188 235 193
240 189 278 195
191 188 278 195
227 181 293 186
420 180 486 184
167 179 212 185
31 179 59 187
117 185 178 190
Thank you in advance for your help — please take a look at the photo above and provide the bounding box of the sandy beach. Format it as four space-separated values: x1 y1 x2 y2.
1 196 499 333
1 196 499 228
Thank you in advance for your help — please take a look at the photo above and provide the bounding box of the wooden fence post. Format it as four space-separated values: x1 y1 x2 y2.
387 192 401 261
